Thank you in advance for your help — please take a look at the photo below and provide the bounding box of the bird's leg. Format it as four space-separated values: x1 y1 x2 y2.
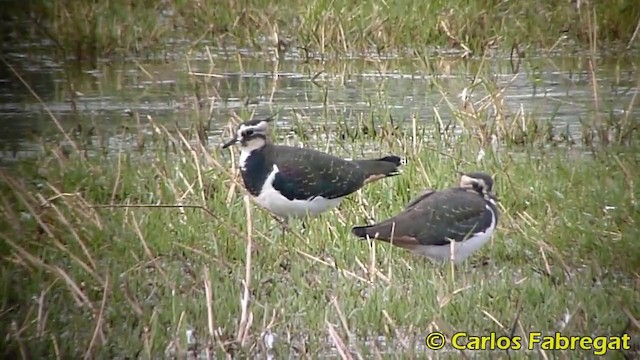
266 214 290 241
280 217 290 243
277 215 291 241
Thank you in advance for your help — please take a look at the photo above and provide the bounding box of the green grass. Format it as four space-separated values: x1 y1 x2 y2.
4 0 640 64
0 110 639 358
1 10 639 355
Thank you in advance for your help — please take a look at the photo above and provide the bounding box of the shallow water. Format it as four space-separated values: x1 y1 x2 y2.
1 43 639 359
0 45 638 165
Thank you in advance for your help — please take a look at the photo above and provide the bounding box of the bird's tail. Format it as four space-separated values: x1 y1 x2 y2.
351 225 374 239
350 222 393 241
353 155 404 184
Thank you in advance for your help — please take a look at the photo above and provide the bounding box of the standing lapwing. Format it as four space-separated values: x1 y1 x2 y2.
221 115 404 221
350 172 499 264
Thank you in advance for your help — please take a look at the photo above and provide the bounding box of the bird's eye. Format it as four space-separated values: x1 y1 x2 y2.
245 130 254 136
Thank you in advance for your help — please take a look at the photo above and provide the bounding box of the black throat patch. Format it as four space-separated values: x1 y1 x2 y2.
240 148 273 197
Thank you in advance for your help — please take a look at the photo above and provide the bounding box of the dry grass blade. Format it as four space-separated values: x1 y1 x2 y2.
84 272 109 360
481 309 505 330
330 296 363 360
236 195 254 346
36 285 51 336
89 203 249 240
50 334 61 360
110 133 125 204
130 212 168 281
175 242 230 268
10 320 29 360
294 248 370 283
622 305 640 331
204 266 230 357
35 193 101 282
326 320 353 360
175 128 207 204
43 185 103 229
3 235 93 309
382 310 410 350
2 173 53 238
52 265 94 309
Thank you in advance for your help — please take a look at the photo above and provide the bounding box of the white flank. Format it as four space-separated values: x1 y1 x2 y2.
413 203 497 264
254 164 343 219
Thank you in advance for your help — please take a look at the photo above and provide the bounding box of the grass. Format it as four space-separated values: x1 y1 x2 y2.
0 103 639 358
1 6 639 356
3 0 640 65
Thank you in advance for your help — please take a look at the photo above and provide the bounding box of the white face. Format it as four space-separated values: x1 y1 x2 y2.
236 121 269 152
460 174 488 193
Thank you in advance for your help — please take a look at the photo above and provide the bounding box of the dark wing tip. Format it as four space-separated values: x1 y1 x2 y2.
351 226 369 238
377 155 405 167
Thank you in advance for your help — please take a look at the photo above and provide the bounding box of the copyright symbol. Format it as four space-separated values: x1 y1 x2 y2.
425 332 445 350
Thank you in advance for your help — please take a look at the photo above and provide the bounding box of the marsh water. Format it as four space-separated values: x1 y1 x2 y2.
1 46 638 165
1 45 639 358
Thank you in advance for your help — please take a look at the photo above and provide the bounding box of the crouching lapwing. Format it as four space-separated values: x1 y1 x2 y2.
350 172 499 264
222 115 405 223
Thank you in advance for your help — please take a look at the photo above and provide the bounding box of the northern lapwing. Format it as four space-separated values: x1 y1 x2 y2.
350 172 499 264
221 116 404 221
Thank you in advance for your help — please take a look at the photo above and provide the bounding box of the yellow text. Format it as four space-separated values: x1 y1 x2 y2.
451 332 522 351
528 332 630 356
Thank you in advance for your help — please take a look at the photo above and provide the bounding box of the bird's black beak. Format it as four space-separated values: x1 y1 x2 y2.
221 137 238 149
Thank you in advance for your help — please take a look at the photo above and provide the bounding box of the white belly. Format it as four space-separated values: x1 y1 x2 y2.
254 165 344 219
413 204 497 264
